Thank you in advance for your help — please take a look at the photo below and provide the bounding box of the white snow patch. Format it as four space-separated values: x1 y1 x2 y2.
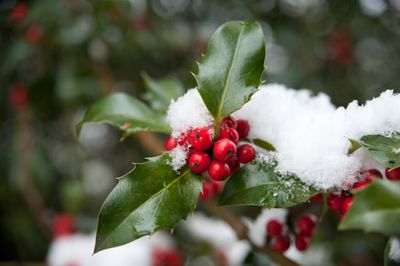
47 232 174 266
233 84 400 190
168 145 188 171
166 88 214 137
389 238 400 263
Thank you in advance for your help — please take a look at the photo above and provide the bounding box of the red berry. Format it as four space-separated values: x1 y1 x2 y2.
386 167 400 181
164 136 177 151
266 219 283 237
213 139 237 163
271 236 291 253
10 3 28 23
53 213 74 238
177 132 188 145
220 116 237 129
25 24 44 44
327 193 345 212
189 152 211 173
236 119 250 139
310 193 323 202
297 214 317 236
188 127 213 151
227 158 240 174
9 83 28 110
199 181 214 200
365 169 383 179
219 128 239 144
295 234 310 251
353 169 383 190
208 161 230 181
210 180 224 195
341 196 353 215
237 144 255 164
152 248 183 266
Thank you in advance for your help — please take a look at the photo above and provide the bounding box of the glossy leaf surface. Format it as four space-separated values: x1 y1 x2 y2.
360 134 400 169
219 158 318 208
196 21 265 124
76 92 171 136
95 154 202 253
339 179 400 236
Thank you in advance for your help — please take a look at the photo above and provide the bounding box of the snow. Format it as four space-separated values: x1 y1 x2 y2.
389 238 400 263
47 232 174 266
233 84 400 190
166 88 213 137
168 145 188 171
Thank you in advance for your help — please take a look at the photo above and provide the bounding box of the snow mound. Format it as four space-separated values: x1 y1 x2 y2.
233 84 400 190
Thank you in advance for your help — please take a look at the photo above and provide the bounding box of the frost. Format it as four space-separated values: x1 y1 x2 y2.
166 88 214 137
168 145 188 172
233 84 400 190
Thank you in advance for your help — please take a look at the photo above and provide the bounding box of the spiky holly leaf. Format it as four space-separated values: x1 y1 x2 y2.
94 154 202 253
339 179 400 236
360 133 400 169
76 92 171 137
196 21 265 126
219 158 318 208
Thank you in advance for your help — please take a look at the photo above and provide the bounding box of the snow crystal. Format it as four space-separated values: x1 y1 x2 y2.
166 88 214 137
168 145 188 171
233 84 400 190
389 238 400 263
244 208 287 247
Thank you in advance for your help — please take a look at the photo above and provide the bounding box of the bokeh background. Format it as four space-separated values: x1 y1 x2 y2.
1 0 399 265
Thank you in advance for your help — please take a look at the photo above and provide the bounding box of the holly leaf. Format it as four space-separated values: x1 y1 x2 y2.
196 21 265 124
384 237 400 266
142 72 185 113
360 133 400 169
94 154 203 253
251 138 276 152
339 179 400 236
76 92 171 137
218 158 318 208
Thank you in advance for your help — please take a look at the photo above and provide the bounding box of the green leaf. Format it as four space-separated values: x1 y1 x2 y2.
339 179 400 236
94 154 203 253
384 237 400 266
348 138 361 155
142 72 185 113
76 92 171 137
360 133 400 169
218 158 318 208
196 21 265 125
251 138 276 152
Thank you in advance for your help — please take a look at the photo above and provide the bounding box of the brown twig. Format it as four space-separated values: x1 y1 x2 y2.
16 110 51 237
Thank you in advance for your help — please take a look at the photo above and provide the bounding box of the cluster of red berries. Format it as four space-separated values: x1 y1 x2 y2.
326 167 400 219
266 214 317 253
152 248 183 266
164 116 256 194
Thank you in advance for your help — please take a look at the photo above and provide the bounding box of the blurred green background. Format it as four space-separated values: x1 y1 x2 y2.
1 0 399 264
